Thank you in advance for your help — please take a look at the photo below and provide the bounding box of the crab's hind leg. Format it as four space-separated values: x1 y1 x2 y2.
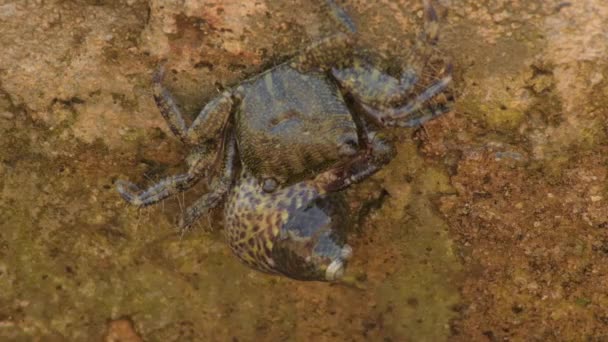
116 174 196 207
115 141 219 207
178 131 238 228
116 117 233 207
153 65 233 145
118 64 236 207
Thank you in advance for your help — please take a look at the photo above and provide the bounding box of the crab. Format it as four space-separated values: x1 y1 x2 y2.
117 0 453 282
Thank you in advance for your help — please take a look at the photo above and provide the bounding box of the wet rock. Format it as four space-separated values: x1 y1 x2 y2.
0 111 14 120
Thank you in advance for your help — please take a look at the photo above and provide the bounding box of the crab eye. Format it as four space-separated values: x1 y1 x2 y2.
262 177 279 193
338 138 358 157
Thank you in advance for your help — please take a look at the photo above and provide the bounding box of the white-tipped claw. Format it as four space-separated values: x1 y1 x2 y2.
326 259 345 281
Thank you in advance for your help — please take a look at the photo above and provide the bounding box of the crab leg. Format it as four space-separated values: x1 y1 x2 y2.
115 149 217 207
153 65 233 145
332 60 419 107
358 71 452 127
179 132 238 228
116 124 231 207
116 174 196 207
330 0 450 119
118 63 236 207
377 102 452 128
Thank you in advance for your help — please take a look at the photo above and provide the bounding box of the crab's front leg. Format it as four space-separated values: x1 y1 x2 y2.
118 127 237 227
153 65 233 145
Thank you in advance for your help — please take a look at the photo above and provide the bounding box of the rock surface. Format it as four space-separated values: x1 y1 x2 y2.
0 0 606 340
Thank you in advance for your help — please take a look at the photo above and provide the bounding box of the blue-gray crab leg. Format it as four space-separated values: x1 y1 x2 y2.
153 64 233 145
115 146 219 207
332 60 419 107
116 125 229 207
116 175 196 207
178 132 238 228
330 0 446 109
358 68 452 127
383 102 452 128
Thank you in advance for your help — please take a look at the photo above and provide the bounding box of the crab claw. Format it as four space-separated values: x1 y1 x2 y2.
325 244 354 281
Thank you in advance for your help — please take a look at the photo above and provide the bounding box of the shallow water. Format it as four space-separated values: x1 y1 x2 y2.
0 0 607 340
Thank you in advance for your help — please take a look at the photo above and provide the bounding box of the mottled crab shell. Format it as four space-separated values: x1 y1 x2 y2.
224 170 353 281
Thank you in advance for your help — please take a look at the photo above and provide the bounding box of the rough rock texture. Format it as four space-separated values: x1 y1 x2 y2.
0 0 606 340
435 0 608 340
